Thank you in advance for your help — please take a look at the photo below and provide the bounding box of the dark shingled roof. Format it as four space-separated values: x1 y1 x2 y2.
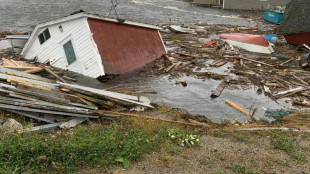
277 0 310 34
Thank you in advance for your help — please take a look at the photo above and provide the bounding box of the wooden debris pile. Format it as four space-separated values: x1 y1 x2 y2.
0 60 153 133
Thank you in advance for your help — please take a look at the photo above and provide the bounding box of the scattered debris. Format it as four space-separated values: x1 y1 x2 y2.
211 78 230 98
0 58 155 133
225 99 250 117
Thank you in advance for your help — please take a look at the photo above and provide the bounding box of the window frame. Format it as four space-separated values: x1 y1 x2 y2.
38 28 51 45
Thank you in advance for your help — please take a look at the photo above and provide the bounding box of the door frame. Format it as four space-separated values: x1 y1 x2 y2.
59 35 79 68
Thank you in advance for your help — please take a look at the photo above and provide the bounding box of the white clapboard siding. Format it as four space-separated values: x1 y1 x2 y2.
22 17 104 78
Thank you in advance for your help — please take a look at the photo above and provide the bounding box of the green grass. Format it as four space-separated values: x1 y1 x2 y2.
232 132 248 143
272 134 308 163
0 119 196 174
206 131 228 138
227 164 259 174
273 158 288 167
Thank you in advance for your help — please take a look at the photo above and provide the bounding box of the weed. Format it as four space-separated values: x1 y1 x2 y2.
229 164 246 173
272 135 294 152
199 159 208 166
213 171 223 174
232 132 248 143
272 134 308 163
274 158 288 166
207 131 228 138
168 129 203 147
290 152 307 163
167 143 182 155
227 164 259 174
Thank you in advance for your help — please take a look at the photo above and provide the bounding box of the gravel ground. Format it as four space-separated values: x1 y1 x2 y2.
0 0 259 31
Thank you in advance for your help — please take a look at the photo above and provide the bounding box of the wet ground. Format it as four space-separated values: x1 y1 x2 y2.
71 65 292 123
0 40 10 49
0 0 260 31
0 0 294 123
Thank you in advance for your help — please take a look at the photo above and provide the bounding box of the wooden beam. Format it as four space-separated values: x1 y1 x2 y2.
42 66 67 83
4 109 55 123
211 79 230 98
23 67 44 74
0 67 54 83
0 103 105 118
225 56 274 67
57 82 153 108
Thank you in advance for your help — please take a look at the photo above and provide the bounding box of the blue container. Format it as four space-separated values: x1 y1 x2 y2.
264 10 284 24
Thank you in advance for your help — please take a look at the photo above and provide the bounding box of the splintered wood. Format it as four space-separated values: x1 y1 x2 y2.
0 59 155 133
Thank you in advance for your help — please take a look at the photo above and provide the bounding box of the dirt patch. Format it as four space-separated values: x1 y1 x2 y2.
79 131 310 174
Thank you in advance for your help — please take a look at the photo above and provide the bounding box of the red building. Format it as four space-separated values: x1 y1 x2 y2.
22 13 166 78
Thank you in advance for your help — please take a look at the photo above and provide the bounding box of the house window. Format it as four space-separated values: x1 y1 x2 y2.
38 28 51 44
63 40 77 65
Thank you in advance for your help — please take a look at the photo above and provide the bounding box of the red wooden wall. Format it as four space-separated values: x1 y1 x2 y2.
88 18 166 74
284 32 310 46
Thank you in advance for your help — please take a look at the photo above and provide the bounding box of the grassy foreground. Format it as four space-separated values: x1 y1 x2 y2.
0 117 200 174
0 109 309 173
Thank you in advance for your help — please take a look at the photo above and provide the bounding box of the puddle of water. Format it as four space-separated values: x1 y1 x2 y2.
95 72 293 123
0 40 10 49
193 59 235 77
140 76 292 123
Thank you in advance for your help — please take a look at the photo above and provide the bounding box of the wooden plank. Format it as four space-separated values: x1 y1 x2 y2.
66 89 114 107
23 67 44 74
0 67 54 83
276 87 304 97
3 66 39 71
211 79 230 98
42 66 67 83
292 74 309 86
22 122 65 134
1 83 97 110
10 59 19 66
23 118 86 133
0 73 57 90
0 96 93 114
58 82 153 108
0 99 95 115
59 118 87 129
58 82 139 101
17 83 66 100
210 59 227 67
0 103 103 118
4 109 55 123
225 56 274 67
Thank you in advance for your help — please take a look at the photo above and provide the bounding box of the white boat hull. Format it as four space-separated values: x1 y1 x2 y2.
222 39 274 54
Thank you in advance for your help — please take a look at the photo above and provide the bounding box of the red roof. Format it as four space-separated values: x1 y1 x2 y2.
219 33 269 47
88 18 166 74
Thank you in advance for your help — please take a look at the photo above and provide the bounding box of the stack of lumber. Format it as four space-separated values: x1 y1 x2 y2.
0 61 153 133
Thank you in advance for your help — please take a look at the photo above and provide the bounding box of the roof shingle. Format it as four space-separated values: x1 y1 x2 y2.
277 0 310 34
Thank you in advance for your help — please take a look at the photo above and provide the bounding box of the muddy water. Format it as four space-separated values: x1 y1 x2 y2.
142 76 292 122
74 68 292 123
0 0 259 31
